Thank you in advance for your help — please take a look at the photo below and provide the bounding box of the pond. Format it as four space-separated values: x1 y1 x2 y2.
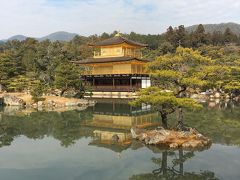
0 99 240 180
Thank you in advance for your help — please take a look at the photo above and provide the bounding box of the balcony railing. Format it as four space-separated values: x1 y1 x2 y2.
93 50 142 58
123 51 142 58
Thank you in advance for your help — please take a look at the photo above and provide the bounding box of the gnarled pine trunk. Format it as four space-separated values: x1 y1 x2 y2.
160 112 168 129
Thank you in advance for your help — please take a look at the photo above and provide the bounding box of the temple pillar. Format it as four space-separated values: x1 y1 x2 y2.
93 77 95 90
130 76 132 92
113 77 115 91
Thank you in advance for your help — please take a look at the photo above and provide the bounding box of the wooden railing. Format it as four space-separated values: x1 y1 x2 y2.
123 51 142 58
93 50 142 58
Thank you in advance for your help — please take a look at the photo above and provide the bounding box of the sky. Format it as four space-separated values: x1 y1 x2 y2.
0 0 240 39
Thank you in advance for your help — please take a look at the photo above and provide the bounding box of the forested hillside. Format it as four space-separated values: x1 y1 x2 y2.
186 22 240 35
0 24 240 96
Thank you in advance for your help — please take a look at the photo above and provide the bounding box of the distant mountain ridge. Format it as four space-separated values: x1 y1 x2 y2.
39 31 78 41
1 31 79 42
8 35 28 41
1 22 240 42
186 22 240 35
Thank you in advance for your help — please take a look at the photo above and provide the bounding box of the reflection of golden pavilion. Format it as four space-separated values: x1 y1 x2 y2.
85 100 160 152
88 113 158 152
90 112 159 129
90 129 131 152
90 130 132 153
82 100 160 129
93 130 131 143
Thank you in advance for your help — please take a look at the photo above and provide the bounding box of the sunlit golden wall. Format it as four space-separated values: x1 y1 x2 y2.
82 61 147 75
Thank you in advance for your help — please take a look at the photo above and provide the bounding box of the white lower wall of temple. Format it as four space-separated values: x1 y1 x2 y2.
141 79 151 88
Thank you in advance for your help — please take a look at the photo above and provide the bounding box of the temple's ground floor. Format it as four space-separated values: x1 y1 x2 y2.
82 74 151 92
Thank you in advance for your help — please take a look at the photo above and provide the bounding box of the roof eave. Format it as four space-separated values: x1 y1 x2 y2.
88 43 147 47
72 57 150 64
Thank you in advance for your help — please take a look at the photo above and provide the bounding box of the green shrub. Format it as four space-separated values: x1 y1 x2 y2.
30 84 45 102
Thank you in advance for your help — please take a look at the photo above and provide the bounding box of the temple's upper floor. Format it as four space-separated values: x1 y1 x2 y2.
89 34 147 59
72 33 149 76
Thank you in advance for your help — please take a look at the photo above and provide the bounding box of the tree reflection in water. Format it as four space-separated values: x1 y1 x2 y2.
130 148 219 180
0 99 240 149
0 100 159 148
0 100 239 180
0 109 94 148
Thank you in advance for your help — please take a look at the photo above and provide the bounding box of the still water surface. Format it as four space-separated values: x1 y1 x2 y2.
0 99 240 180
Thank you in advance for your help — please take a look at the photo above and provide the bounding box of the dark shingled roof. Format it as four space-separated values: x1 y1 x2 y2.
72 56 149 64
89 36 148 47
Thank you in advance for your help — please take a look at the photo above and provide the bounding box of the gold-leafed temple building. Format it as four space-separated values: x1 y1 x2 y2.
74 33 151 98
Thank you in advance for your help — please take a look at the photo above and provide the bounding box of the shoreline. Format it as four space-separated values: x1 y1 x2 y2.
0 92 96 114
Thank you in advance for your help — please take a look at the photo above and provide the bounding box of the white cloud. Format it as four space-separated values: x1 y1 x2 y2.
0 0 239 39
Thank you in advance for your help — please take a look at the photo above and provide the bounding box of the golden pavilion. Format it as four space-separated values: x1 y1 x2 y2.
74 33 151 97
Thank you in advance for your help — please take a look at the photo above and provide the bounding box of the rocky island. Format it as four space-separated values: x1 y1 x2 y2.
131 127 211 150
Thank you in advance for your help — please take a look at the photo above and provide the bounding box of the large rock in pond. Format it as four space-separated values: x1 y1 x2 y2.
131 127 211 150
3 95 26 106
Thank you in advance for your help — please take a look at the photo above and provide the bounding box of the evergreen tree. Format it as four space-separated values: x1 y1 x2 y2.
224 28 237 44
132 47 213 128
100 32 110 39
175 25 187 47
166 26 175 45
192 24 207 47
55 63 83 96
